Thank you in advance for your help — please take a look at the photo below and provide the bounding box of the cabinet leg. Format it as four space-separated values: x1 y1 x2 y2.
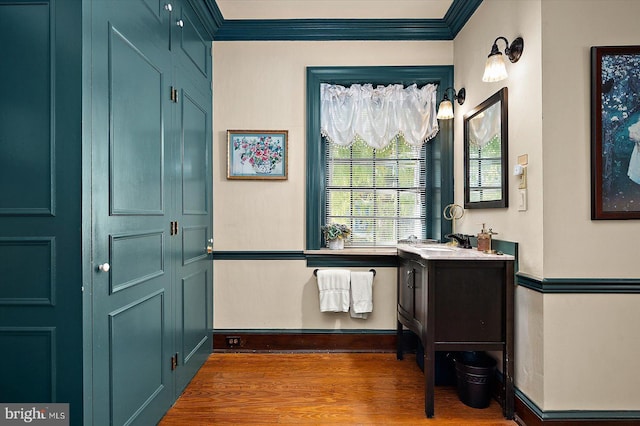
396 320 403 360
425 351 434 418
504 375 514 419
504 359 514 418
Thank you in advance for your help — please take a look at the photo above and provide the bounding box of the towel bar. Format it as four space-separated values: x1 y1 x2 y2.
313 268 376 277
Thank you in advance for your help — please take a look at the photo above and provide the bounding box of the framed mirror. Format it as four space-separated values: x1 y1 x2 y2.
464 87 508 209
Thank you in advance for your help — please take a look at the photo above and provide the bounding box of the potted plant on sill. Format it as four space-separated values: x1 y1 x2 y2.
321 223 351 250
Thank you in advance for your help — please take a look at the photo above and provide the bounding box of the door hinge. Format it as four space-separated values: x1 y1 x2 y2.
170 221 179 236
171 353 178 371
170 86 178 103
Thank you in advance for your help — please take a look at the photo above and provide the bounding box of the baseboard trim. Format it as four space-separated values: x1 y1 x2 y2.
514 388 640 425
212 329 406 353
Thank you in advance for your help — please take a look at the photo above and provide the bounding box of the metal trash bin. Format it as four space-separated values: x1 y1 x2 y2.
454 351 496 409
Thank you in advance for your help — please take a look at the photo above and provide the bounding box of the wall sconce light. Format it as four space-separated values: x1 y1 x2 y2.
482 36 524 82
436 87 466 120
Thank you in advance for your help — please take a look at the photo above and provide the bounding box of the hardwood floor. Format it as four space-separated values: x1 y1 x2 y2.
160 353 518 425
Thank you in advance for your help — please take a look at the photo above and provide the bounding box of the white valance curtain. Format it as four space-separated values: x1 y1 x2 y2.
320 83 439 150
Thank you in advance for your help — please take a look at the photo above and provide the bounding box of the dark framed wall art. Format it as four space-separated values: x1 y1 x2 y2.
591 45 640 219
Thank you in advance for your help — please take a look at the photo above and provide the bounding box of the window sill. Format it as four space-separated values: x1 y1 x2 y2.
304 247 398 256
304 247 399 267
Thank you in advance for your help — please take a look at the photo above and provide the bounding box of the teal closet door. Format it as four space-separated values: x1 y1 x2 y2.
172 0 213 395
90 1 174 425
173 71 213 395
0 1 83 422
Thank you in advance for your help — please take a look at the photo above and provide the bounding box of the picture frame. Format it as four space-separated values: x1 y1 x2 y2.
227 130 288 180
463 87 509 209
591 46 640 219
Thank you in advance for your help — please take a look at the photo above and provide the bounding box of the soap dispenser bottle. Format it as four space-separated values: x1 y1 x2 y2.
477 224 491 252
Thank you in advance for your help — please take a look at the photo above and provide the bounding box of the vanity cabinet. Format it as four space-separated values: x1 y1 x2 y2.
397 257 427 341
397 248 514 419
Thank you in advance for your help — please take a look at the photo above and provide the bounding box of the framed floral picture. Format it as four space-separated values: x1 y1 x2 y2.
227 130 288 180
591 46 640 219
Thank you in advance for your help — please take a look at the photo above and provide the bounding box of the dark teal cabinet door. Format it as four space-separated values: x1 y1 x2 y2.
90 1 174 425
91 1 213 424
171 0 213 396
0 1 83 422
173 70 213 395
173 0 210 81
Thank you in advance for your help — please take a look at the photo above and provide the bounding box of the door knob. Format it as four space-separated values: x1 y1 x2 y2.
98 263 110 272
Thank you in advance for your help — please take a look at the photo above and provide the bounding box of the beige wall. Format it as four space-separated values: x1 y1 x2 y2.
541 0 640 279
214 262 397 330
454 0 640 412
544 293 640 410
454 0 546 407
213 41 452 330
540 0 640 411
453 0 544 279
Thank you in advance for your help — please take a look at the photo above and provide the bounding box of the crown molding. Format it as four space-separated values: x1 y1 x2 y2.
211 0 483 41
444 0 483 37
191 0 224 37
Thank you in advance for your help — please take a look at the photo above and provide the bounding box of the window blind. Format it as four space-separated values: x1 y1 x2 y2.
325 136 427 246
468 135 503 202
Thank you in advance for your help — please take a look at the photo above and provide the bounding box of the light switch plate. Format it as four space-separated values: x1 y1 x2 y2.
518 188 527 211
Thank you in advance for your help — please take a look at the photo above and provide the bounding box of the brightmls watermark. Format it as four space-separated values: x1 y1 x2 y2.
0 404 68 425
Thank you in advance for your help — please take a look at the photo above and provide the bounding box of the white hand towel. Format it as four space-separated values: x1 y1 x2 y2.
350 271 374 319
317 269 351 312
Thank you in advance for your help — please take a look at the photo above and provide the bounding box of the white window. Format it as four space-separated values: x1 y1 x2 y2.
320 82 438 247
325 136 427 246
306 68 454 251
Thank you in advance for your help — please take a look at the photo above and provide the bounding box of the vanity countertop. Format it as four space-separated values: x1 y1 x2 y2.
397 243 515 261
305 244 515 260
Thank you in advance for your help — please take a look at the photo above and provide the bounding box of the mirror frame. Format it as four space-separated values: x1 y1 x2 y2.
463 87 509 209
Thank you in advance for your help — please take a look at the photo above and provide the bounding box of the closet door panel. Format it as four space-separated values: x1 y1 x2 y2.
110 231 165 293
182 225 208 265
0 238 54 304
109 27 165 215
173 0 210 79
0 2 52 215
91 1 174 425
0 2 84 419
180 270 209 363
182 93 209 214
0 328 55 402
143 0 169 23
174 71 212 395
109 291 166 426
